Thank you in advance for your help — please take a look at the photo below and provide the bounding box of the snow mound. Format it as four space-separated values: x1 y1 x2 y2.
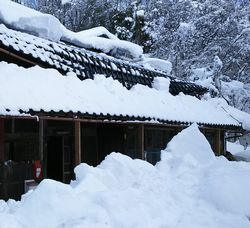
152 77 170 92
139 57 172 74
227 141 250 162
74 26 119 40
1 125 250 227
0 0 63 41
62 28 143 59
161 123 215 165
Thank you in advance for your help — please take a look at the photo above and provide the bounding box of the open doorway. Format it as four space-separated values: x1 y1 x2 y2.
47 136 63 182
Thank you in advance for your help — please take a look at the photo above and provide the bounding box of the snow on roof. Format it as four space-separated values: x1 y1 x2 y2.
0 0 64 41
138 57 172 75
62 28 143 59
74 26 119 40
0 61 242 128
0 24 207 96
207 98 250 130
0 0 143 59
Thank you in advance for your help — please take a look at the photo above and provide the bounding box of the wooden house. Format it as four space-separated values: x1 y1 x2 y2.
0 24 245 200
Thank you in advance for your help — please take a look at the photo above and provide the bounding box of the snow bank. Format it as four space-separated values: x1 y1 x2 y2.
0 62 241 127
227 141 250 162
1 124 250 227
0 0 63 41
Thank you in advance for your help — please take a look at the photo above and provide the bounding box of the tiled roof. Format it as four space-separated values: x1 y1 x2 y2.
0 25 207 96
0 61 241 128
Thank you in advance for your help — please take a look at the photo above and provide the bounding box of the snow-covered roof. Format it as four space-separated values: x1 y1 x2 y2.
0 0 142 59
0 24 207 96
0 61 243 128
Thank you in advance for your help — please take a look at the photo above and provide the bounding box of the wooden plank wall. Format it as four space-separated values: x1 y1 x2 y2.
0 119 4 162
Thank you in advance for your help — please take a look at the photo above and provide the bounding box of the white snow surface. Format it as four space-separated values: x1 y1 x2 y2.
0 0 64 41
62 28 143 59
227 141 250 162
1 124 250 227
0 61 243 127
139 57 172 74
207 98 250 130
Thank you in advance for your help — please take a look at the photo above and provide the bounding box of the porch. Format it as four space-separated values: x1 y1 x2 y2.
0 117 225 200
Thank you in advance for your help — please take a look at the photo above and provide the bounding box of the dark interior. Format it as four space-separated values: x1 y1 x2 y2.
81 123 125 166
47 136 63 182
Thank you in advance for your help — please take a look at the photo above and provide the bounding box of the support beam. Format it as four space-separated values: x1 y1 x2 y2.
215 130 221 156
39 119 44 161
74 121 81 166
139 124 145 160
0 119 4 163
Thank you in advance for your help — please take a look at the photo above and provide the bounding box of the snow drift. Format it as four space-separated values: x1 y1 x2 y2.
0 124 250 228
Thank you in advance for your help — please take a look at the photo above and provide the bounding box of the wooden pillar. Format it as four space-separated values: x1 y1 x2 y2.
39 119 44 161
139 124 145 160
215 130 221 156
0 118 4 163
74 121 81 166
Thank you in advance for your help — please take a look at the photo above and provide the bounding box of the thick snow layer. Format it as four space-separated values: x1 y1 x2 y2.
62 28 143 59
1 124 250 227
207 98 250 130
0 0 63 41
0 61 242 127
227 141 250 162
152 77 170 92
72 26 119 41
139 57 172 74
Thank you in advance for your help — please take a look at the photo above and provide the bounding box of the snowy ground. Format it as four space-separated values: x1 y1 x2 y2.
0 124 250 228
227 141 250 162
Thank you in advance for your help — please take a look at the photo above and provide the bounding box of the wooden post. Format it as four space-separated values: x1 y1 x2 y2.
139 124 145 160
74 121 81 166
0 118 4 163
215 130 221 156
39 119 44 161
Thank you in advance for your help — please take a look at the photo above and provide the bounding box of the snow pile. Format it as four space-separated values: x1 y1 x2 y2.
66 26 119 41
1 124 250 227
227 141 250 162
62 28 143 59
0 0 63 41
0 62 242 127
139 57 172 74
152 77 170 92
